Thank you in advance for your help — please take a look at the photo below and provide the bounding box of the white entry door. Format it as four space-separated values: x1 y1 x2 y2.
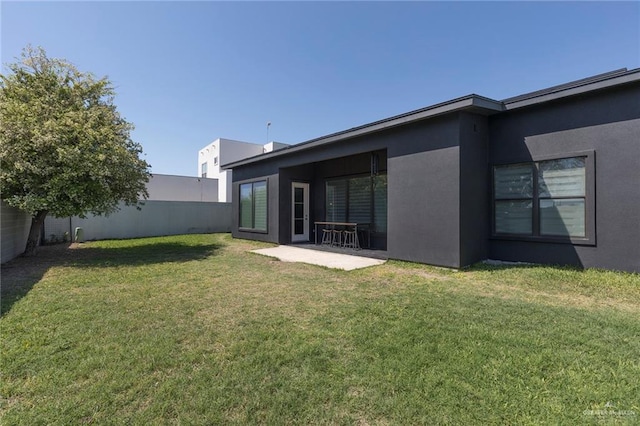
291 182 310 242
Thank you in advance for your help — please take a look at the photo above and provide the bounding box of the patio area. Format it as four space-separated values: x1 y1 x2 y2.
294 242 388 260
252 245 386 271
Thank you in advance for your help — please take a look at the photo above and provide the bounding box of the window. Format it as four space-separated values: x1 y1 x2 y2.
239 180 267 232
214 156 218 166
325 174 387 233
493 154 592 242
201 162 207 178
538 157 586 237
326 179 347 222
494 164 533 234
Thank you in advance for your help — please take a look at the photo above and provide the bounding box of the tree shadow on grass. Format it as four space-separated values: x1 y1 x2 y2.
0 240 221 318
68 241 221 268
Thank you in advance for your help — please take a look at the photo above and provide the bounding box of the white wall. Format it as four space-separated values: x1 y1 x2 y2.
42 174 229 245
218 171 230 207
1 201 31 263
147 174 218 202
219 138 265 166
198 138 262 202
263 142 290 152
46 201 232 242
44 216 72 243
198 138 288 202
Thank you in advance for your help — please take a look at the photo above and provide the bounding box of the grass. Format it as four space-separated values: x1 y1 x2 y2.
1 234 639 424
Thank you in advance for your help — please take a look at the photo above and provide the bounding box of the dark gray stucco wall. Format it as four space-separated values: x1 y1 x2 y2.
490 84 639 164
231 172 280 244
231 114 465 268
230 82 639 272
489 83 640 272
458 112 490 266
387 115 462 267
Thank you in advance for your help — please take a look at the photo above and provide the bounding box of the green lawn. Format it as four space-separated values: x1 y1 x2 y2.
1 234 638 425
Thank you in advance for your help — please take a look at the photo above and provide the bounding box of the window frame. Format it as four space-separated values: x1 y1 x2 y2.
491 150 595 246
238 179 268 233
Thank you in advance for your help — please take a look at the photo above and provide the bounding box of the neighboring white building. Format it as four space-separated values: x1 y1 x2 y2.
147 173 218 202
198 138 288 202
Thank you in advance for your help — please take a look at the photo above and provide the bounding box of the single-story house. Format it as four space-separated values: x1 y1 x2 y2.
223 69 640 273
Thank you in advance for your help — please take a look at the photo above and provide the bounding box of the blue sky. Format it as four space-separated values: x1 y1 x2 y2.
2 1 639 176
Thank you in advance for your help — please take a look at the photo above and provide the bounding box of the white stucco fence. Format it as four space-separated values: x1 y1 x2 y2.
1 201 32 264
1 201 231 263
44 201 232 242
2 174 229 263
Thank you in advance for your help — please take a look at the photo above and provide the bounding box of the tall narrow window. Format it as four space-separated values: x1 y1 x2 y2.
239 180 267 232
538 157 585 237
201 162 208 178
326 180 347 222
348 176 372 224
252 181 267 231
493 164 533 234
239 184 253 228
373 174 388 233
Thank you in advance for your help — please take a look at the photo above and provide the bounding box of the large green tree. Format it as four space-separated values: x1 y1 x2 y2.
0 46 150 256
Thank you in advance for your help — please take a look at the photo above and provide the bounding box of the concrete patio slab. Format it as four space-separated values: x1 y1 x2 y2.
252 245 386 271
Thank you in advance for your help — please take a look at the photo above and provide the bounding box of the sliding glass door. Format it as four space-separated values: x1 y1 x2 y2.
325 174 387 249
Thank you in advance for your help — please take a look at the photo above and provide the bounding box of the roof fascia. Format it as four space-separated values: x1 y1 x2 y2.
503 70 640 110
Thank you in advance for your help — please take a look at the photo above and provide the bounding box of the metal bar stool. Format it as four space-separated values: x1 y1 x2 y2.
321 228 332 245
331 229 343 247
343 230 360 250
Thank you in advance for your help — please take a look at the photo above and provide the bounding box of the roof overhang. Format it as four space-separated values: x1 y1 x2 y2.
222 94 503 169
